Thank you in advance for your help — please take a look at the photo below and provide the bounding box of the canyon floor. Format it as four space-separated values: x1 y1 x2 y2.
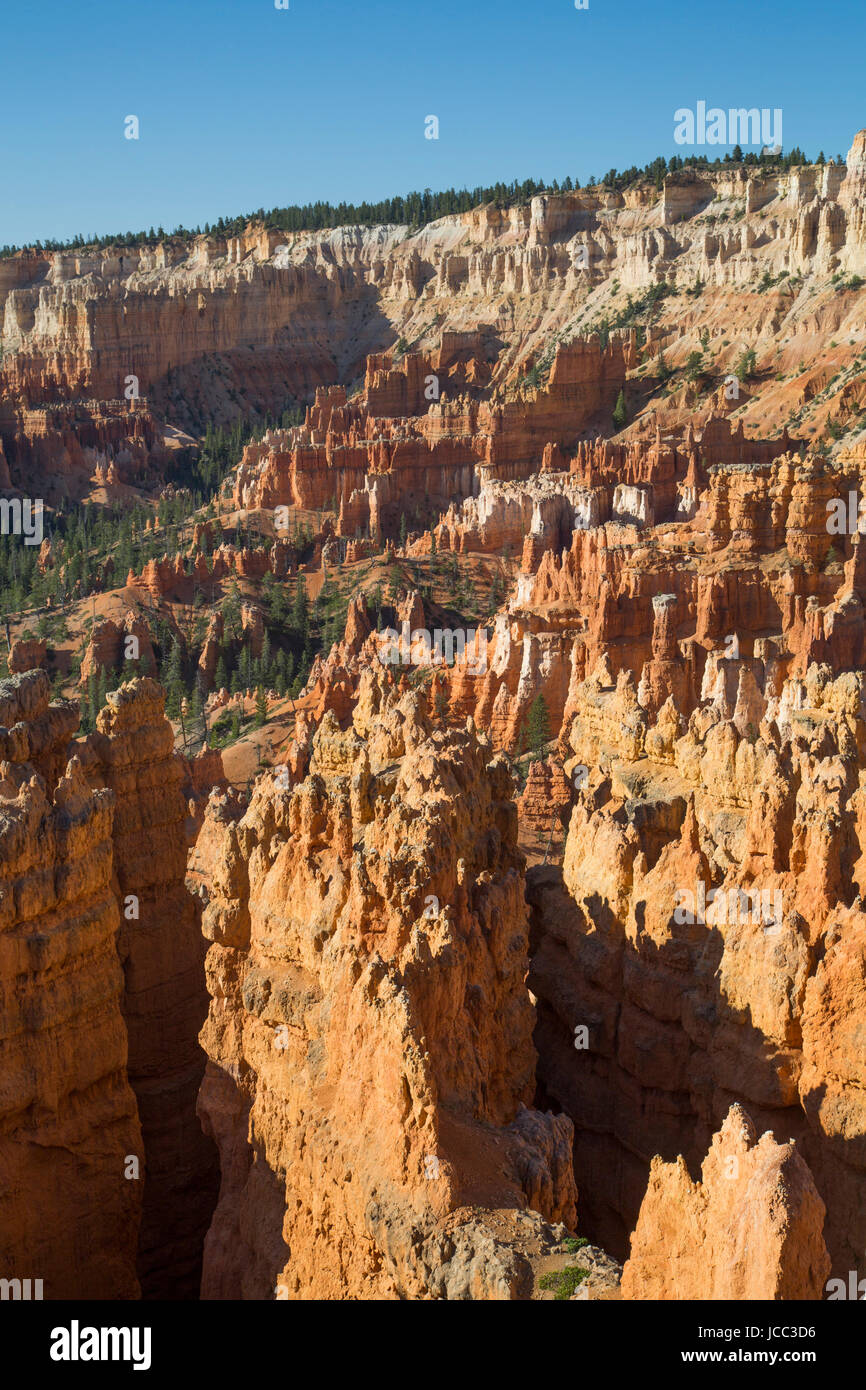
3 136 866 1302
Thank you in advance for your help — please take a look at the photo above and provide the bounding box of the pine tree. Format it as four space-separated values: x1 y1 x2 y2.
434 682 449 726
526 694 551 761
271 582 287 625
612 389 628 430
222 580 242 639
292 576 308 637
87 669 99 730
191 681 204 727
254 686 267 728
239 644 252 688
165 680 183 721
163 635 183 689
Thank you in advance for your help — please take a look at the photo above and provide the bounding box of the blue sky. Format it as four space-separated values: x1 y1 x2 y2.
3 0 865 247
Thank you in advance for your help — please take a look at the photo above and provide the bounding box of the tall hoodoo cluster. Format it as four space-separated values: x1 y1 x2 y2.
528 656 866 1279
0 674 221 1299
195 678 575 1299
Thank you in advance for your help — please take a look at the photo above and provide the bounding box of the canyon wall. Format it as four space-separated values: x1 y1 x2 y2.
528 656 866 1280
79 678 220 1299
3 132 866 470
4 138 866 419
0 671 143 1298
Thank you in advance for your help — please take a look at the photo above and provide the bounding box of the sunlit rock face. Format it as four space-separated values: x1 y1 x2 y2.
196 681 576 1299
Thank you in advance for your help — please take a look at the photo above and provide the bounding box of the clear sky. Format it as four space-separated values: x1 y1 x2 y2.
3 0 865 247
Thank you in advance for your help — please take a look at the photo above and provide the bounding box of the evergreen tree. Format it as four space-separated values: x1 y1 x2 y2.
434 682 449 726
239 644 252 688
254 686 267 728
271 582 287 625
292 576 309 638
222 580 242 639
191 681 205 737
163 635 183 689
612 388 628 430
165 678 183 721
526 694 552 761
87 669 99 731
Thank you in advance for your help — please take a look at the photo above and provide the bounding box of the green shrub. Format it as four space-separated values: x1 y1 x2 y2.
537 1266 589 1300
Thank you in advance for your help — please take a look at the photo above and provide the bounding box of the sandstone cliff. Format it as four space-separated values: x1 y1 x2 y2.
79 679 220 1299
0 672 143 1298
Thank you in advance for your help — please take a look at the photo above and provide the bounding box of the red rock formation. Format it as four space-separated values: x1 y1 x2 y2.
518 756 574 849
0 397 165 504
80 612 157 686
8 637 47 673
0 673 143 1298
0 668 80 789
232 336 627 544
193 612 221 695
528 659 866 1279
196 680 577 1298
80 679 219 1298
621 1105 831 1300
